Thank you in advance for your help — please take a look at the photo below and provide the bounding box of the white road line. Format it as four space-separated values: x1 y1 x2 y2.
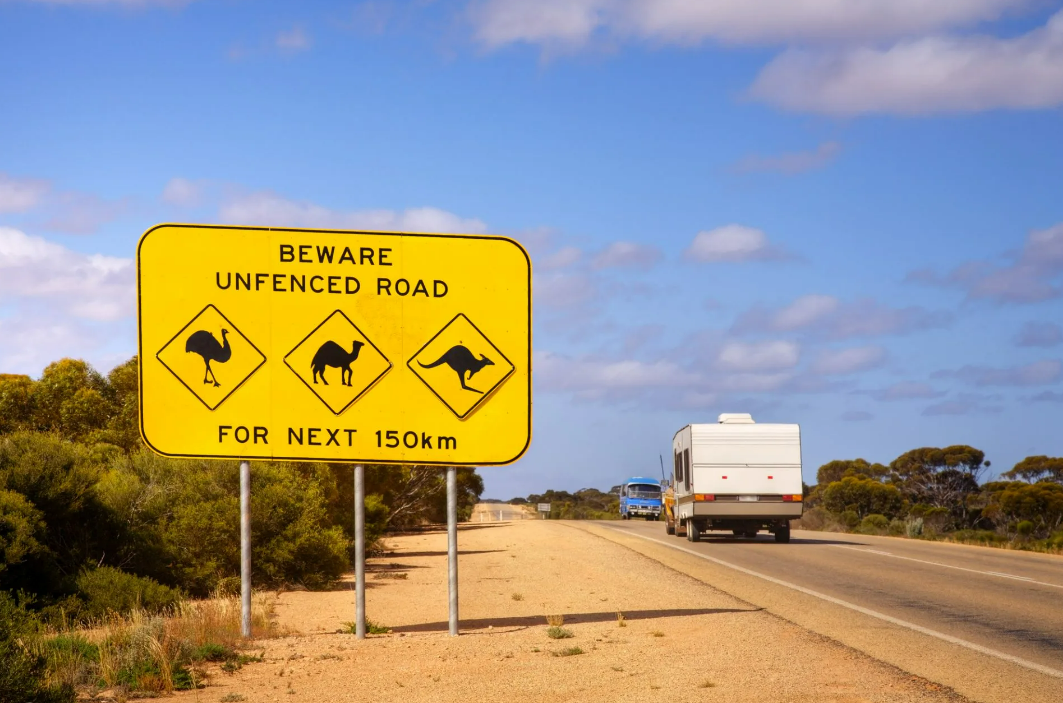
608 527 1063 680
832 545 1063 590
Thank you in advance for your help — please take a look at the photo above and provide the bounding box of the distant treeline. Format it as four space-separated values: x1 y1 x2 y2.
0 357 483 621
510 488 619 519
801 446 1063 551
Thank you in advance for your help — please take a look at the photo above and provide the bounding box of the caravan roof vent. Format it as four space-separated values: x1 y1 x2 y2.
718 413 755 424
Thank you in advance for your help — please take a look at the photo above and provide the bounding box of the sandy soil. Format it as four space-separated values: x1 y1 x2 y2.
181 512 968 703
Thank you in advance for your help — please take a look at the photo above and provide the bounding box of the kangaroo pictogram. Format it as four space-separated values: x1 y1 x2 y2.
311 340 364 386
418 345 494 393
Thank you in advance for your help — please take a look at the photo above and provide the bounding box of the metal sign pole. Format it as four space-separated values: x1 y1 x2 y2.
240 461 251 638
447 466 458 636
354 464 366 640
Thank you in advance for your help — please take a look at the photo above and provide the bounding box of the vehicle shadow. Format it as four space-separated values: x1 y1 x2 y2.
692 536 867 546
389 607 759 634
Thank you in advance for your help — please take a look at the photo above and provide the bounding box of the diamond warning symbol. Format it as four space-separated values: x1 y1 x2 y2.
284 310 392 415
156 304 266 411
408 313 515 419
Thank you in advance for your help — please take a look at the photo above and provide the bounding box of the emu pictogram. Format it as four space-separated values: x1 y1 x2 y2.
418 344 494 393
311 340 364 386
185 329 231 387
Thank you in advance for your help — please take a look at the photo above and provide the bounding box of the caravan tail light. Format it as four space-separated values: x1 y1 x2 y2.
694 494 715 502
782 495 803 502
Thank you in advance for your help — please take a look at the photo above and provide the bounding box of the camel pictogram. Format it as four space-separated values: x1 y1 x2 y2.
311 340 364 386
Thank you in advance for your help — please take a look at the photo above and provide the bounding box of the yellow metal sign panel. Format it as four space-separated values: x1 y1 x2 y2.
138 224 531 466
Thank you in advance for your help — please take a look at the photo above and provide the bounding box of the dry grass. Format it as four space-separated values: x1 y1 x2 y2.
616 611 627 627
511 592 524 601
39 591 279 697
545 614 564 627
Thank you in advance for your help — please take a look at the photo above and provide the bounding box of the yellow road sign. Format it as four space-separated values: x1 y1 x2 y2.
138 224 531 465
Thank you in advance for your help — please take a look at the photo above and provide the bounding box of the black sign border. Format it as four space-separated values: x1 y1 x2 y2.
137 223 532 466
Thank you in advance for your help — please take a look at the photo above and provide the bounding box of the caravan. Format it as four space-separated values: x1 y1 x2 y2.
671 414 803 543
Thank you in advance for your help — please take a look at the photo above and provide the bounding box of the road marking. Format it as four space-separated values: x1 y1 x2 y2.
607 526 1063 680
832 545 1063 590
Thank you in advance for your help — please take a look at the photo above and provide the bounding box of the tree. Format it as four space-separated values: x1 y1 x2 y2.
31 359 110 440
889 445 988 528
1003 456 1063 484
0 375 35 435
981 481 1063 538
821 476 905 519
817 458 888 485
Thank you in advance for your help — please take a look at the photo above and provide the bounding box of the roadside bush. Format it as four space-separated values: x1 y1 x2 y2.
77 566 183 618
888 518 906 536
950 529 1008 545
1016 520 1035 537
840 510 860 529
0 592 75 703
854 514 889 534
821 476 904 520
905 517 924 538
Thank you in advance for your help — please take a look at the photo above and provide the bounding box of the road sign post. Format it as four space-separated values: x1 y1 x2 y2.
354 465 366 640
138 224 531 640
240 461 251 638
537 502 551 519
447 467 458 636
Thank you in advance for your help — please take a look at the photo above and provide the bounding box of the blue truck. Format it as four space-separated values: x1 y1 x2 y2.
619 478 663 520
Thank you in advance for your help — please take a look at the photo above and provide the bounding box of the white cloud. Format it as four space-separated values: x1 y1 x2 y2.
749 10 1063 115
909 222 1063 303
535 350 693 396
219 191 487 234
923 393 1004 416
684 224 790 263
1016 321 1063 348
162 177 204 207
470 0 1026 50
735 295 950 339
934 359 1062 387
811 346 886 375
0 173 50 214
533 271 597 309
733 141 841 174
866 381 944 401
716 340 800 373
591 241 661 269
19 1 193 6
276 25 313 52
538 246 582 270
0 227 134 322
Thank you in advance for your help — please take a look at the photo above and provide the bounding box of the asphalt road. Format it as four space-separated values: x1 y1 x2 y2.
603 520 1063 676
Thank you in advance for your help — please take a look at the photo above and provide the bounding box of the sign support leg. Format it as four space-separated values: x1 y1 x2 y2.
447 466 459 637
354 464 366 640
240 461 251 639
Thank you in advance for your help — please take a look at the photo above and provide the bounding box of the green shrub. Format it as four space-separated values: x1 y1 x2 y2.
950 529 1007 545
840 510 860 529
191 643 234 662
888 518 906 536
854 514 889 534
547 626 573 639
1016 520 1035 537
821 477 904 520
905 517 924 538
0 592 76 703
76 566 183 617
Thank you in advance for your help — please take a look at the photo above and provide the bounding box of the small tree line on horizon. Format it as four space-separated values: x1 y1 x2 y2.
802 446 1063 547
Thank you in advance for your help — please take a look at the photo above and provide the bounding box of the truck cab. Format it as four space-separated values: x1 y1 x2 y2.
619 478 663 520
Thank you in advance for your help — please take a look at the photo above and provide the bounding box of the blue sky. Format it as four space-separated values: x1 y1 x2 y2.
2 0 1063 499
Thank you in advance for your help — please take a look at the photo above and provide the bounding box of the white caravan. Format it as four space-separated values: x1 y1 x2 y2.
671 414 802 543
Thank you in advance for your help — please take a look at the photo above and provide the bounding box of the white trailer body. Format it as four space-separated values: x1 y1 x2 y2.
672 414 802 543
